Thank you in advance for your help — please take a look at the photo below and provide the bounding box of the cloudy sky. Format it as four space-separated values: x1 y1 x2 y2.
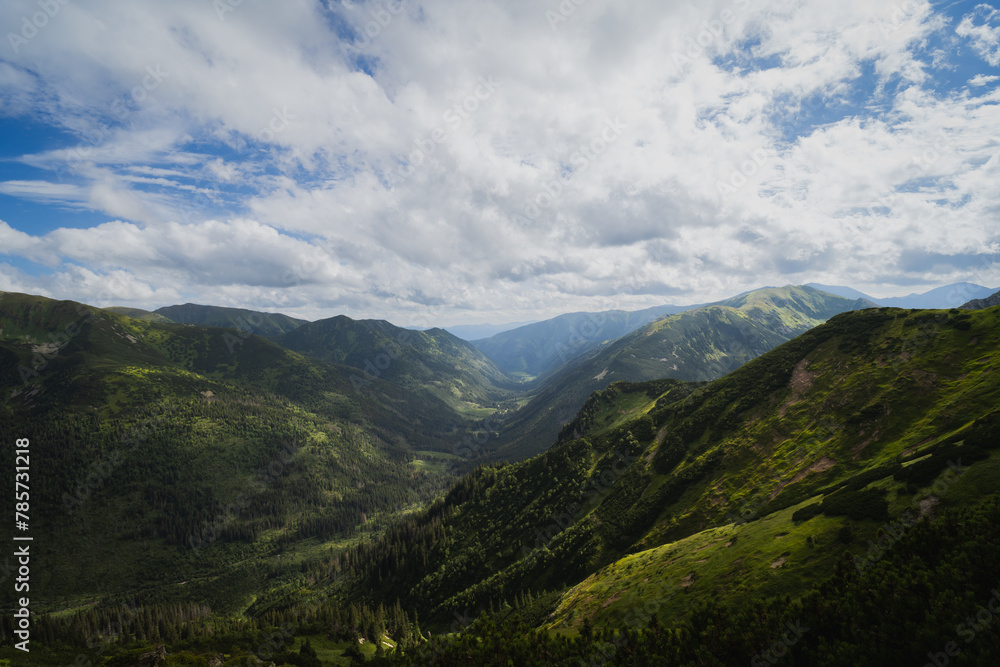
0 0 998 326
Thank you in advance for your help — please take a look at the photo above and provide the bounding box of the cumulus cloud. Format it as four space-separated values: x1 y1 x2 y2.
957 4 1000 67
0 0 997 323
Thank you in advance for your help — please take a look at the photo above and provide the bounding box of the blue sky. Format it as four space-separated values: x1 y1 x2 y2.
0 0 998 325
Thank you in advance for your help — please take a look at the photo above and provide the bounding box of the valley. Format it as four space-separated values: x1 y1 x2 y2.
2 285 1000 665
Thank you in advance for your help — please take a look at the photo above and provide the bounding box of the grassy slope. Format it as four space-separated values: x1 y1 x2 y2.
338 304 1000 631
547 304 1000 628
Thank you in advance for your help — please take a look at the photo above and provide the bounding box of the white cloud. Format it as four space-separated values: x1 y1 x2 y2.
0 180 85 204
969 74 1000 86
0 0 997 323
957 4 1000 67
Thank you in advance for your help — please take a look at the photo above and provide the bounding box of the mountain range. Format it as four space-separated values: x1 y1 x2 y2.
3 283 1000 664
468 303 696 379
805 281 996 309
485 285 871 461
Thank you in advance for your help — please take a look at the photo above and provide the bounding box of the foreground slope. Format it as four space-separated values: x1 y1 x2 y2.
489 285 866 461
331 303 1000 636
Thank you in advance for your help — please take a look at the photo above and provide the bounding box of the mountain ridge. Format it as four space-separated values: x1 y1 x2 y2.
273 314 522 416
806 281 996 308
154 302 309 336
487 285 866 461
960 288 1000 310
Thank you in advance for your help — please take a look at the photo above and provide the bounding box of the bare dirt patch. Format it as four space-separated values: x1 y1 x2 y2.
770 556 787 569
769 457 837 500
31 342 61 356
918 495 940 520
779 359 816 416
602 592 623 608
902 437 934 457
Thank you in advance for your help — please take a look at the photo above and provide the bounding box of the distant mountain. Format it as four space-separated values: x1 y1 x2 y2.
442 320 537 341
273 315 521 413
805 283 876 301
806 282 996 308
488 285 862 461
104 306 175 323
960 289 1000 310
471 303 696 379
155 302 308 336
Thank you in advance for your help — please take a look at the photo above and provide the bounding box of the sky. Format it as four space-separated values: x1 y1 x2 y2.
0 0 998 327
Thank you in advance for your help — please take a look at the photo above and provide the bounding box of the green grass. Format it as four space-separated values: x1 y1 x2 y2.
546 498 850 630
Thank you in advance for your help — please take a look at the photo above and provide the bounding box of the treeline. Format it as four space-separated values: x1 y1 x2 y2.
15 490 1000 664
2 596 422 664
0 391 456 607
373 492 1000 665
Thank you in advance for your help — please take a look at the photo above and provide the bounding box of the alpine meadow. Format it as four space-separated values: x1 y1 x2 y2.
2 1 1000 666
